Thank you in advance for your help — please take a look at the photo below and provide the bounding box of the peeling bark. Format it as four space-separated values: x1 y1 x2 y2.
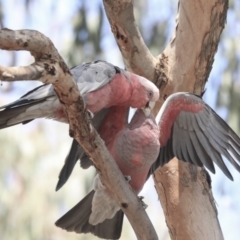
0 29 158 240
154 160 223 240
103 0 157 79
154 1 227 239
104 0 227 239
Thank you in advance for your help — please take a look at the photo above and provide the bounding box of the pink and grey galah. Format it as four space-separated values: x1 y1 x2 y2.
55 92 240 240
56 106 160 239
0 59 159 240
0 60 159 128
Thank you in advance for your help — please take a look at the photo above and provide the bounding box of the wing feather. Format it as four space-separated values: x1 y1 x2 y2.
188 130 215 173
161 134 174 167
71 61 118 95
172 123 185 161
178 124 203 167
152 92 240 180
207 128 240 172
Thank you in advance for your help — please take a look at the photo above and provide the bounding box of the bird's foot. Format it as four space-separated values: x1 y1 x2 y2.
86 110 94 134
87 109 94 119
139 196 148 209
124 175 131 183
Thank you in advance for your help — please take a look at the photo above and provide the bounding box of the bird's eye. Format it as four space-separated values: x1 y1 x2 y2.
148 91 153 98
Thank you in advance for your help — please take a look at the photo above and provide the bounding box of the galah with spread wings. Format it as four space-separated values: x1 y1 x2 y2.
56 92 240 240
0 60 159 129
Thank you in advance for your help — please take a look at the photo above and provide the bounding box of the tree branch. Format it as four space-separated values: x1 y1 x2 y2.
0 29 158 240
103 0 227 239
103 0 157 80
0 64 43 81
154 1 227 239
102 0 169 116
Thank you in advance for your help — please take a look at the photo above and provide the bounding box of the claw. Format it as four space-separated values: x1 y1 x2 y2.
89 123 94 134
87 109 94 119
124 175 131 183
139 196 148 209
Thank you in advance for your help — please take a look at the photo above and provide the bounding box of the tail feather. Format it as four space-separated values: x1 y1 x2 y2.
0 98 45 129
55 190 124 239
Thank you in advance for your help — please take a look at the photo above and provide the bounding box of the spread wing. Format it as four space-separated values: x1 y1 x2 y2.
150 92 240 180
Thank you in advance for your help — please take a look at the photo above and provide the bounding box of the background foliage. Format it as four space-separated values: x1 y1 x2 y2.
0 0 239 239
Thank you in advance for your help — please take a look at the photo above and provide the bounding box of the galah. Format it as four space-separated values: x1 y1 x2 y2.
55 92 240 240
55 107 160 239
0 60 159 240
0 60 159 129
0 60 159 192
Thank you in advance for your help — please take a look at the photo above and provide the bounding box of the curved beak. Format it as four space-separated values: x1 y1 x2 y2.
141 101 155 116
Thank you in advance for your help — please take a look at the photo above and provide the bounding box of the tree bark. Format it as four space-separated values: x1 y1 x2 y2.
104 0 227 239
0 29 158 240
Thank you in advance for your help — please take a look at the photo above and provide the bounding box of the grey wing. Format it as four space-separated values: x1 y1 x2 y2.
55 108 110 191
0 61 120 129
1 60 119 103
0 84 57 129
11 60 119 101
150 106 240 180
71 60 121 95
1 83 55 103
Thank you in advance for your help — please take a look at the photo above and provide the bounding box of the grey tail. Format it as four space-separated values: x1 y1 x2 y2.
0 98 45 129
55 139 93 191
55 190 124 239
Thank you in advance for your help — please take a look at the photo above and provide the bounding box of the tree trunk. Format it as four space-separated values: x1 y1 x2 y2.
104 0 227 239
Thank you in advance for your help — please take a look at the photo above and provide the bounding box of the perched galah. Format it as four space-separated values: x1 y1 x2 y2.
56 92 240 240
0 61 159 240
0 60 159 129
55 107 160 239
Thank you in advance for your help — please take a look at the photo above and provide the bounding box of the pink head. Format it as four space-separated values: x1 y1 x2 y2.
127 72 159 115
